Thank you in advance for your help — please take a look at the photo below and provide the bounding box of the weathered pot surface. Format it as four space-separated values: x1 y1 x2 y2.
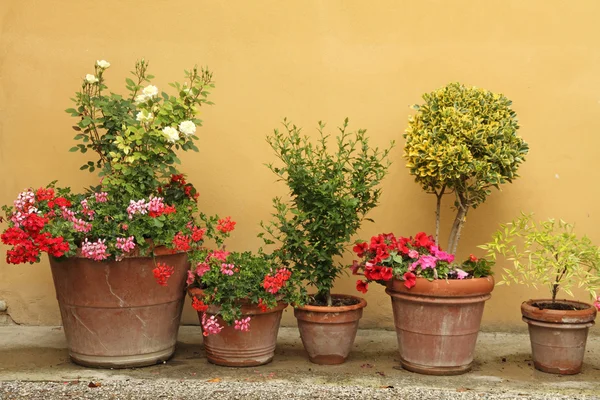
386 276 494 375
294 294 367 365
521 298 596 375
50 248 189 368
194 296 288 367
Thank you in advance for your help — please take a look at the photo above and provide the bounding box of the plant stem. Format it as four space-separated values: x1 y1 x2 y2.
552 254 566 303
434 185 445 246
447 191 469 255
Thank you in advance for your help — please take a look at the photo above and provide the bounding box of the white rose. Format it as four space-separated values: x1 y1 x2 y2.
136 110 154 123
96 60 110 69
162 126 180 143
85 74 99 84
134 94 147 104
178 121 196 136
142 85 159 98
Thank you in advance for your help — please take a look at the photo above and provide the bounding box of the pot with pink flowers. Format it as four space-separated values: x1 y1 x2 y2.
187 248 302 367
353 232 494 375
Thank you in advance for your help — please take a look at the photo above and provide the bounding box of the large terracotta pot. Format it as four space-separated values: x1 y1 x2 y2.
386 276 494 375
49 248 189 368
193 296 288 367
521 299 597 375
294 294 367 365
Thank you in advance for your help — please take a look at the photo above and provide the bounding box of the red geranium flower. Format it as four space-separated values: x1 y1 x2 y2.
469 254 478 262
192 297 208 312
153 263 174 286
216 216 236 233
403 272 416 289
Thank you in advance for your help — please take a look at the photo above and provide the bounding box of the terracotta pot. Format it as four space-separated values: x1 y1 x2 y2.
294 294 367 365
193 298 288 367
521 299 597 375
386 276 494 375
49 248 189 368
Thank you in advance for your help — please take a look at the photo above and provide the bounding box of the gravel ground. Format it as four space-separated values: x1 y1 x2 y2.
1 380 598 400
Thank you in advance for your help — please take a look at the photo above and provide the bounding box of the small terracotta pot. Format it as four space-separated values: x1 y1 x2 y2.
190 289 288 367
294 294 367 365
521 299 597 375
49 247 189 368
386 276 494 375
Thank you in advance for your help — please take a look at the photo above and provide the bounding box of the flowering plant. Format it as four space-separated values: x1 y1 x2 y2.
352 232 494 293
1 60 231 288
187 249 302 335
481 213 600 310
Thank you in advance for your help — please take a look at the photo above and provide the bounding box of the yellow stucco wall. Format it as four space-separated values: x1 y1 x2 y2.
1 0 599 333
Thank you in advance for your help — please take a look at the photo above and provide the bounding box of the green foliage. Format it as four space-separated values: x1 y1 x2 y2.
261 118 393 304
480 213 600 301
461 257 494 278
404 82 529 253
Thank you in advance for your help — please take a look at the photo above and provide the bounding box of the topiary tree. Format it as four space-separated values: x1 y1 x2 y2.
404 82 529 255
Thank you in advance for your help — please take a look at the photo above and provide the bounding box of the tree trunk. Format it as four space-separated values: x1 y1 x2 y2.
434 187 445 246
447 203 468 255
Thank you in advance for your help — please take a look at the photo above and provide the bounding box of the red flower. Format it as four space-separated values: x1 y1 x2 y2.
414 232 434 249
380 267 393 281
35 188 55 202
356 280 369 294
353 242 368 258
403 272 416 289
469 254 478 262
22 214 47 234
262 268 292 294
397 237 410 254
1 227 28 245
208 249 230 261
153 263 175 286
192 297 208 312
364 265 382 281
258 298 269 312
216 216 236 233
50 197 71 208
172 232 191 252
191 226 206 242
171 174 186 184
163 205 176 215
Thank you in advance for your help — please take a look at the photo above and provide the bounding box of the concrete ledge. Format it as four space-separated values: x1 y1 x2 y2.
0 326 599 399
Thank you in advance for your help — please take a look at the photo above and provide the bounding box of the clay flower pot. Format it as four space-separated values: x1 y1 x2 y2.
49 248 189 368
521 299 597 375
294 294 367 365
191 294 288 367
386 276 494 375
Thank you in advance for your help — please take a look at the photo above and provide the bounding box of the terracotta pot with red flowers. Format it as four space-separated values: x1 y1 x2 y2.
261 118 392 364
0 60 235 368
353 232 494 375
352 83 528 375
187 251 301 367
482 214 600 375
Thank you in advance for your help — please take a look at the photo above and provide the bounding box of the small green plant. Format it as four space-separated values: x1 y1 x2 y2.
480 213 600 302
404 82 529 254
261 118 393 306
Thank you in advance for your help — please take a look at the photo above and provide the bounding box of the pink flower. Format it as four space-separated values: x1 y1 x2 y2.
195 262 210 277
61 207 76 222
201 313 223 336
94 192 108 203
220 263 235 276
234 317 251 332
81 238 109 261
350 260 361 275
208 250 230 261
127 199 148 219
594 296 600 311
80 199 95 220
431 246 454 263
72 218 92 233
455 268 469 280
408 249 419 259
418 255 438 269
186 270 195 285
115 236 135 253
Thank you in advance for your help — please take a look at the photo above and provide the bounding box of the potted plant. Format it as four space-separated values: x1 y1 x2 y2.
352 232 494 375
187 244 302 367
261 118 392 364
357 82 528 375
0 60 230 368
481 214 600 375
